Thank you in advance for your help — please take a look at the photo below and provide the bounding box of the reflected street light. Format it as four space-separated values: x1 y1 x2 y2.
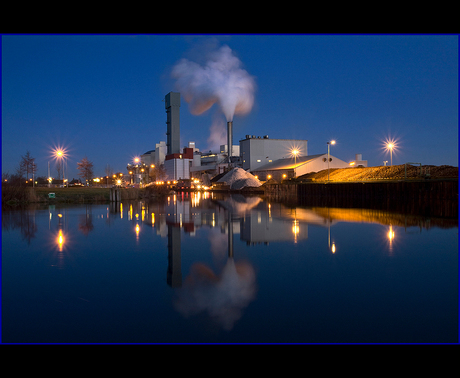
327 140 336 181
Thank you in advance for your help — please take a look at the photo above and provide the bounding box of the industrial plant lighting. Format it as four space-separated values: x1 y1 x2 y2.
291 149 300 178
327 140 336 181
387 143 394 166
383 137 398 166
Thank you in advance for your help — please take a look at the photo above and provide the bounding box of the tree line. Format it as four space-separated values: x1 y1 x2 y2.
2 151 94 186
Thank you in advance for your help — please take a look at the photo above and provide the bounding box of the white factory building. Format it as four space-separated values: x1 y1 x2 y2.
240 135 308 172
140 141 167 168
251 153 350 181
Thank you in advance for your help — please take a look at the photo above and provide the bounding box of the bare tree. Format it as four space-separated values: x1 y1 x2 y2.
105 164 113 186
152 164 167 182
77 156 94 184
18 151 37 180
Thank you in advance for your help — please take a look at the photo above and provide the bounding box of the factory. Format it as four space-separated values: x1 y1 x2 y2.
240 135 308 171
129 91 365 185
252 154 350 181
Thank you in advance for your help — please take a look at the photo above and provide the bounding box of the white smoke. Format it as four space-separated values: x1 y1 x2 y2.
172 44 256 122
206 116 227 151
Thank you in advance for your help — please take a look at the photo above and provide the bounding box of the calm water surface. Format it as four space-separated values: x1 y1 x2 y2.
2 193 458 344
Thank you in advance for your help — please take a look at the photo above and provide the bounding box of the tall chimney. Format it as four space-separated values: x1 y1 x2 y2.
227 121 233 159
165 92 181 155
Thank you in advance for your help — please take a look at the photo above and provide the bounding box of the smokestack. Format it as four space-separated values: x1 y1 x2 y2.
165 92 181 155
227 121 233 159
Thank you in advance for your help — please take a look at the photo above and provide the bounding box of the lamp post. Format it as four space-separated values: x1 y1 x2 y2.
292 149 299 178
55 149 67 188
387 143 394 166
327 140 336 181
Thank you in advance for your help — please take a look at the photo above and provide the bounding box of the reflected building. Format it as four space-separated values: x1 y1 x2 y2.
167 225 182 287
240 211 309 245
111 194 458 288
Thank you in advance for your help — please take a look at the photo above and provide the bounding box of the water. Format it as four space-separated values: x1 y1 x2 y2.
2 192 458 344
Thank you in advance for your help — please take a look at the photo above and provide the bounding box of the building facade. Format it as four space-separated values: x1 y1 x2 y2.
240 136 308 172
252 153 350 181
164 147 194 181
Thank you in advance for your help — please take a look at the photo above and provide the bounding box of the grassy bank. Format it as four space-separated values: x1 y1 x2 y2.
30 187 110 204
2 185 172 205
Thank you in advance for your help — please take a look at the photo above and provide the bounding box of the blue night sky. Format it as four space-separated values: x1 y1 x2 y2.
2 34 458 180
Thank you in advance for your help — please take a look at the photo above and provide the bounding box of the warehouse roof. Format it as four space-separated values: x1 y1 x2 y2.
253 154 326 171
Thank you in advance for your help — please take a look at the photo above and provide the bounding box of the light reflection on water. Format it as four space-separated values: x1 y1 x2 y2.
1 192 458 344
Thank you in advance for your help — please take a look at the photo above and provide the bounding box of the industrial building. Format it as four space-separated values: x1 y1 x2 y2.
252 153 350 181
240 135 308 172
140 141 167 168
164 146 197 181
128 91 364 185
349 154 368 167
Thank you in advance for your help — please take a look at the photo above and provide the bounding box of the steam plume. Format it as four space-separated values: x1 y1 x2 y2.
172 45 256 122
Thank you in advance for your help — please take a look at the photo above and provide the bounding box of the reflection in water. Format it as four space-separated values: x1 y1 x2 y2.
1 205 38 244
2 193 457 342
78 206 93 236
173 258 257 331
57 229 65 252
388 225 395 254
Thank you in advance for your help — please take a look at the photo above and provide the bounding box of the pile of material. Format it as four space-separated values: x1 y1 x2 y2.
217 168 262 190
301 164 458 182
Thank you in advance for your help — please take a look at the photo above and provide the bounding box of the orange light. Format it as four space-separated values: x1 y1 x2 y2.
57 229 65 251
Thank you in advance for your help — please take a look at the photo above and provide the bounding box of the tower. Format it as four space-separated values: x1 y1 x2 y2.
165 92 181 155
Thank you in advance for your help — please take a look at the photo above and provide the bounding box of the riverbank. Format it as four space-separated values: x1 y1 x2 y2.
265 179 458 218
1 185 171 205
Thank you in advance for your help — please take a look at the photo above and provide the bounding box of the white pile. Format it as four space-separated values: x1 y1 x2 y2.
217 168 262 190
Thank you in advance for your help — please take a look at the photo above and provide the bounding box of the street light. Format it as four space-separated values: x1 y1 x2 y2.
327 140 336 181
387 143 394 166
383 138 397 166
291 149 299 178
51 147 69 188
